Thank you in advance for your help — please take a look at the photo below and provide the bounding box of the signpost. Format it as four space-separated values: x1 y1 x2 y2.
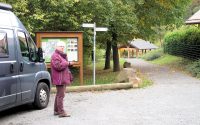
82 23 108 85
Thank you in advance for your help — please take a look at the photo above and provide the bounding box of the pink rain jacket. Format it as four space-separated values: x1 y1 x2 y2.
51 49 73 85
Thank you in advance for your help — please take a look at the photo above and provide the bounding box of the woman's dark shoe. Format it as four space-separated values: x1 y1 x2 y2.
54 111 59 115
59 113 71 118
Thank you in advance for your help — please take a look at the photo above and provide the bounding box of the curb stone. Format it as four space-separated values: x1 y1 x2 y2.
51 82 137 93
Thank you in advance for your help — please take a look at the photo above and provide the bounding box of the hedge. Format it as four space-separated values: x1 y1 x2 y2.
164 26 200 60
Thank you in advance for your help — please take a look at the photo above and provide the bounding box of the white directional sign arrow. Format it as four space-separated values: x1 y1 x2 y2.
96 27 108 32
82 23 94 28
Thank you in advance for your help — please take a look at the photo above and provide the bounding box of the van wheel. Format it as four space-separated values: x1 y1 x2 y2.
33 82 50 109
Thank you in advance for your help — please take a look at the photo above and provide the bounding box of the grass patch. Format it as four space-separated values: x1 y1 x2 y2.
139 76 153 88
146 51 200 78
136 70 153 88
143 49 187 71
150 54 194 73
186 60 200 78
71 59 126 86
151 54 182 65
142 48 192 72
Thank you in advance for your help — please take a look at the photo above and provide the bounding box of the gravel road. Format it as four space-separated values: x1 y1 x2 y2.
0 58 200 125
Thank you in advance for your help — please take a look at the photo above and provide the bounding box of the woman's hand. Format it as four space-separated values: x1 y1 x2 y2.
69 61 76 66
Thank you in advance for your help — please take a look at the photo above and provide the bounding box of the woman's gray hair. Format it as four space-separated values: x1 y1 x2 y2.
56 41 66 47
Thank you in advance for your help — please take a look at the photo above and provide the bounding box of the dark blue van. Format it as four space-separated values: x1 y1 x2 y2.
0 3 51 111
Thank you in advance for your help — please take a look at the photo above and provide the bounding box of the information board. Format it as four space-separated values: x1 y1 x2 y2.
35 31 83 85
41 38 78 62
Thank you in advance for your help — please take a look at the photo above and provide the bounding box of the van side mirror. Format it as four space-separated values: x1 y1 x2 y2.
37 47 45 62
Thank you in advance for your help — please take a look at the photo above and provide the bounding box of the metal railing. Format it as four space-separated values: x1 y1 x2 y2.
164 42 200 60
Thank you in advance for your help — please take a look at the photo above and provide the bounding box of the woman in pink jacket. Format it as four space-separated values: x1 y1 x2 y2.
51 41 73 118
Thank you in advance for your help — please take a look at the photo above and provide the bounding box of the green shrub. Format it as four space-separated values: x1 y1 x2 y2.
142 49 163 61
83 47 105 67
96 49 105 62
164 26 200 59
186 60 200 78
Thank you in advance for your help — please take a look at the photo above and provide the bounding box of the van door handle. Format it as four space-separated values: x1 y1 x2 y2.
20 62 24 72
10 63 14 73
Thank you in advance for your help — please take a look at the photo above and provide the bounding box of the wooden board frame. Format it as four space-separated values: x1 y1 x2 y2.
35 31 83 85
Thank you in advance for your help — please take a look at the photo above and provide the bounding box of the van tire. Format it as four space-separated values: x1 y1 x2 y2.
33 82 50 109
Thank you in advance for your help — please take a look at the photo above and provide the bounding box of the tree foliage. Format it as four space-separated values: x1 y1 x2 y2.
186 0 200 18
0 0 192 71
134 0 192 39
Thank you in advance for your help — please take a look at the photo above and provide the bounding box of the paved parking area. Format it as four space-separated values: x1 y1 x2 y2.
1 59 200 125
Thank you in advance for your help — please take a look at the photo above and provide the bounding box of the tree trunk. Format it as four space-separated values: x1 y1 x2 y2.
104 40 112 70
112 42 120 72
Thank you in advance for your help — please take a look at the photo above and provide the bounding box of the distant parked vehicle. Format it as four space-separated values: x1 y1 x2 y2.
0 3 51 112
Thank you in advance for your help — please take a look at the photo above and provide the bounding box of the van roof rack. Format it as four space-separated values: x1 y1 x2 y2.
0 3 12 11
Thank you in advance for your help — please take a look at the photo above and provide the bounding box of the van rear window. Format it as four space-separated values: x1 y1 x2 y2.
0 32 8 57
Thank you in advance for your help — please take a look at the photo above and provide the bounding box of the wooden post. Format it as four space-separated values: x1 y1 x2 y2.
118 48 121 58
132 49 134 58
127 47 130 58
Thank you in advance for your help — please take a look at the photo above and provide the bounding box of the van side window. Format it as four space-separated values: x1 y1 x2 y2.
0 32 8 57
26 35 37 61
18 31 29 61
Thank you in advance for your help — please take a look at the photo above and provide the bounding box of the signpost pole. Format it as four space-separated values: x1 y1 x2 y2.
82 23 108 85
93 22 96 85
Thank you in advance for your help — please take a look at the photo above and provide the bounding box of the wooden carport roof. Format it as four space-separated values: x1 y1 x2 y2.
119 39 158 50
185 10 200 24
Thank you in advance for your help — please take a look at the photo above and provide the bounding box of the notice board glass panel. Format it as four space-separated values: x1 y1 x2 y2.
41 37 78 62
